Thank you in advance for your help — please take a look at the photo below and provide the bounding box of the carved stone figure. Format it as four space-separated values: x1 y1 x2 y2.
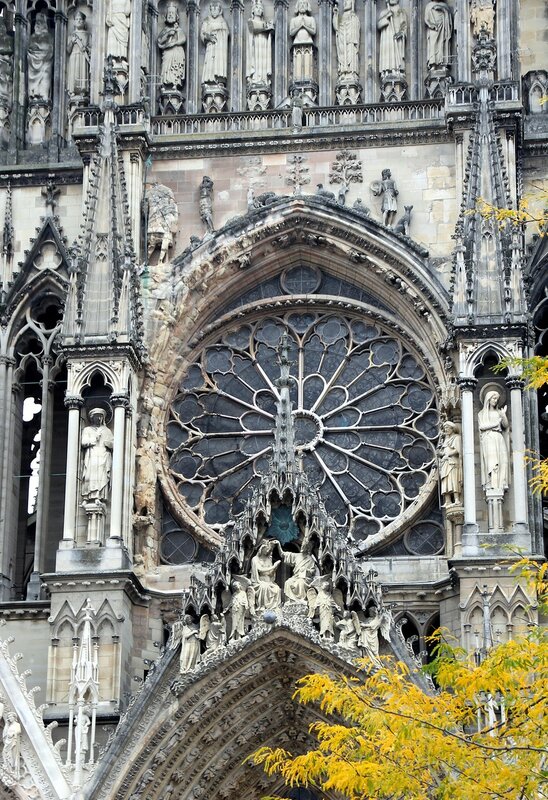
290 0 316 83
393 204 413 236
246 0 273 91
200 612 226 651
179 614 201 672
0 18 13 102
199 175 214 234
106 0 131 60
425 0 453 70
201 3 229 85
251 539 282 611
308 577 338 639
75 707 91 760
378 0 407 76
470 0 495 37
28 13 54 101
81 409 114 501
67 12 91 97
282 540 318 602
336 610 359 649
439 421 462 506
2 712 21 779
333 0 360 80
478 391 509 491
146 181 179 265
371 168 399 227
158 3 186 89
229 577 253 640
358 606 390 663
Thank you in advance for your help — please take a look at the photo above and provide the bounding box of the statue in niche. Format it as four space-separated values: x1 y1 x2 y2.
333 0 360 80
75 707 91 761
106 0 131 61
67 12 91 97
199 175 214 234
246 0 274 87
250 539 282 611
470 0 495 37
282 539 318 602
2 712 21 779
336 610 359 649
371 168 399 227
290 0 316 82
28 13 54 102
81 408 114 502
307 577 339 639
229 577 254 641
201 2 229 86
199 612 226 651
424 0 453 71
0 18 13 102
478 390 509 492
358 606 390 663
146 181 179 265
178 614 201 672
158 3 186 89
377 0 407 76
439 420 462 506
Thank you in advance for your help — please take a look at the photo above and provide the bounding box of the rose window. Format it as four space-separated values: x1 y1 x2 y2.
166 311 439 544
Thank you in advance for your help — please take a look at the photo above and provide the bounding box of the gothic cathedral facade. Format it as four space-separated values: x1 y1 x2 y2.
0 0 545 797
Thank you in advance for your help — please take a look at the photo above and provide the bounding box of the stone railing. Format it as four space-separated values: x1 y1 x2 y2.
150 108 292 136
302 100 444 126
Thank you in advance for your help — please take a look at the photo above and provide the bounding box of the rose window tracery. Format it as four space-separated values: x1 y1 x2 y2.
166 311 439 544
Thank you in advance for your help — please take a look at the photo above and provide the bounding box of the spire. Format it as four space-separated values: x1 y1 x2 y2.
61 60 144 357
451 31 525 325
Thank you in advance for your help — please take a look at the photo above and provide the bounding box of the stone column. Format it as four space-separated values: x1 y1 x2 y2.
108 393 128 542
149 5 159 114
455 0 470 83
318 0 334 106
186 0 200 113
496 0 511 79
9 12 27 156
129 0 144 103
61 395 83 546
230 0 244 110
274 0 289 106
458 377 478 532
50 10 68 153
410 0 420 99
0 356 14 598
506 377 528 528
365 0 377 102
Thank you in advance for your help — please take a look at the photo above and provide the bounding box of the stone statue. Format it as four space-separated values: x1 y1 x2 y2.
199 176 214 234
478 390 509 491
439 421 462 506
2 712 21 779
250 539 282 611
75 707 91 760
179 614 201 672
28 13 54 101
146 181 179 265
81 409 114 502
282 539 318 602
0 18 13 102
358 606 390 663
425 0 453 71
229 577 253 641
336 610 359 649
308 577 338 639
378 0 407 76
371 168 399 227
201 2 229 85
470 0 495 37
67 12 91 97
290 0 316 82
246 0 274 87
200 612 226 651
333 0 360 80
106 0 131 60
158 3 186 89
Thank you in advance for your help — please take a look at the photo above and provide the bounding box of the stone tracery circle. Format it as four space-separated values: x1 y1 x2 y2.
165 310 439 545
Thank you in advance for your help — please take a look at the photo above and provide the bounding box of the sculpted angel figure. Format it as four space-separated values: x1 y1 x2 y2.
358 605 391 663
229 576 255 641
478 390 509 491
251 539 282 611
336 610 359 649
178 614 201 673
200 612 226 651
283 539 318 602
307 577 339 639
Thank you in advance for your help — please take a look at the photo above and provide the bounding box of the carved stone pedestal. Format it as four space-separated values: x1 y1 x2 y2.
485 488 505 532
247 82 271 111
380 72 408 102
159 88 185 115
425 68 452 99
26 100 51 145
335 78 362 106
111 58 129 101
202 82 228 113
445 504 464 558
83 499 107 545
289 79 318 105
